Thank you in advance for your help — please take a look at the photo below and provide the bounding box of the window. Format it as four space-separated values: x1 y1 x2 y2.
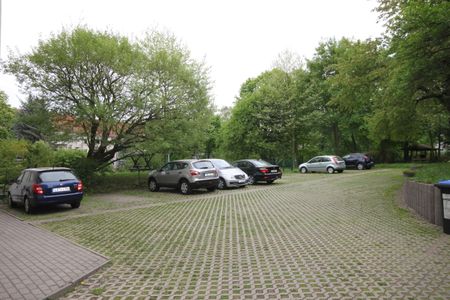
39 171 77 182
193 161 214 169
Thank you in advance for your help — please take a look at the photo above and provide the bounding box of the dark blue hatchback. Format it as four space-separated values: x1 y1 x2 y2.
8 167 83 214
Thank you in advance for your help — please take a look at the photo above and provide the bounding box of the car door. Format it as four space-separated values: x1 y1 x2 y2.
239 161 254 176
10 172 25 201
155 162 174 186
319 157 331 172
344 154 356 167
307 157 321 172
167 162 186 187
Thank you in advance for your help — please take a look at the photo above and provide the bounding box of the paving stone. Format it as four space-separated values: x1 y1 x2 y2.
0 211 109 300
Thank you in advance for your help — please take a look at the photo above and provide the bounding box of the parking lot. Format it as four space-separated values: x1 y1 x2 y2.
2 170 450 299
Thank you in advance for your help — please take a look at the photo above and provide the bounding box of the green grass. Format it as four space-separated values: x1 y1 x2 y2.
412 162 450 184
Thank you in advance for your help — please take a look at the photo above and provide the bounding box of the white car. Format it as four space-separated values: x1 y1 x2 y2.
299 155 346 174
207 159 249 189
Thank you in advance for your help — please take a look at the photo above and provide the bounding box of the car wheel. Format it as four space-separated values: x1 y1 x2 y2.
179 180 192 195
148 178 160 192
24 197 33 214
356 163 364 170
71 200 81 209
218 178 226 190
7 193 16 208
248 176 255 185
327 167 335 174
267 180 274 184
300 167 307 174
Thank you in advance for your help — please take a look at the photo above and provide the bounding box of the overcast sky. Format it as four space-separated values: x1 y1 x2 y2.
0 0 384 108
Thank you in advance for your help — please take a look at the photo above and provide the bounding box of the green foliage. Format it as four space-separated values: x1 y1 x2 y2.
14 96 60 143
4 27 213 169
53 149 86 168
411 163 450 184
0 139 28 183
25 141 54 168
0 91 16 139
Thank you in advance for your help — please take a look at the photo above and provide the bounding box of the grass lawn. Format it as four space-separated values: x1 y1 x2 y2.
30 169 450 299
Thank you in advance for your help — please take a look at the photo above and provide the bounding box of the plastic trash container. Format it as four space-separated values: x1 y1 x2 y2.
435 180 450 234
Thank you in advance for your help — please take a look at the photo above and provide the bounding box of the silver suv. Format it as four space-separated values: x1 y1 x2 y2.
148 160 219 194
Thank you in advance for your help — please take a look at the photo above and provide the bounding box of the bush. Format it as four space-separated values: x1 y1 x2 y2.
53 149 86 168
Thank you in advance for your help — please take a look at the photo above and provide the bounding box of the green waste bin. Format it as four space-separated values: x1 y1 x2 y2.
435 180 450 234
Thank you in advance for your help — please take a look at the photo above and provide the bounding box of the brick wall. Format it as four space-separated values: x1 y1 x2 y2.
402 180 443 226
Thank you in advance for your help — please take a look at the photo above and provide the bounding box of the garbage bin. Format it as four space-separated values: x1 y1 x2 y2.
435 180 450 234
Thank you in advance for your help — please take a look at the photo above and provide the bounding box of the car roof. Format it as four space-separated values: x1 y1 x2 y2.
24 167 72 172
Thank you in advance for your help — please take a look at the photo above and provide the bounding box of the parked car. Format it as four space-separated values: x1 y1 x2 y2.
148 159 219 195
299 155 346 174
233 159 282 184
207 159 249 189
8 167 83 214
343 153 375 170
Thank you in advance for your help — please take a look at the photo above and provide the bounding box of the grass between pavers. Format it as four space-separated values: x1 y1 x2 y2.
40 169 450 299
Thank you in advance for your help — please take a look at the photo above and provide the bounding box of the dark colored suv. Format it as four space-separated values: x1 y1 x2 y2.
342 153 375 170
233 159 282 184
8 167 83 214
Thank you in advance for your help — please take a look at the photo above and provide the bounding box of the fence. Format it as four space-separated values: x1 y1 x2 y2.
402 180 443 226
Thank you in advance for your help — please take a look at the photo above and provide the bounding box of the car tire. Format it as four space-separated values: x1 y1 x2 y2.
248 176 255 185
179 180 192 195
7 193 16 208
148 178 159 192
267 180 274 184
71 200 81 209
24 197 33 214
300 167 307 174
218 178 226 190
356 163 364 170
327 167 335 174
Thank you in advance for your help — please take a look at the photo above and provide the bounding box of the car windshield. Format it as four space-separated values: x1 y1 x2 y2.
39 171 77 182
251 160 272 167
193 161 214 169
211 159 233 169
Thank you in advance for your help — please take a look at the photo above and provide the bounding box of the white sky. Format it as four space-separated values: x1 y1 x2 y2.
0 0 384 109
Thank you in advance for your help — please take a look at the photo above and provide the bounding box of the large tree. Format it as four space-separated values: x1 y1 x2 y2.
4 27 212 169
377 0 450 112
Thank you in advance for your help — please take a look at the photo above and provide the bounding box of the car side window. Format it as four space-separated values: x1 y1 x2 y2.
310 158 319 163
16 172 25 184
22 171 31 184
322 157 331 162
161 163 173 172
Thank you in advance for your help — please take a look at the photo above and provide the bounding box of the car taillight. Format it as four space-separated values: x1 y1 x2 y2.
364 155 369 161
190 170 200 176
76 182 83 192
32 184 44 195
259 168 269 173
332 157 338 164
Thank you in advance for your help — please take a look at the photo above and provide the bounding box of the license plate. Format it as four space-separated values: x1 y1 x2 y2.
52 187 70 193
239 180 246 183
204 172 215 177
270 170 278 173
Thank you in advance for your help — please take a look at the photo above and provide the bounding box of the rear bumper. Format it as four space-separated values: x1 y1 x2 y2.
32 192 83 206
190 179 219 189
255 173 282 182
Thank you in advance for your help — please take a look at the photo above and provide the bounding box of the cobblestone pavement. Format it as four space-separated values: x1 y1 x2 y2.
0 211 109 300
38 171 450 299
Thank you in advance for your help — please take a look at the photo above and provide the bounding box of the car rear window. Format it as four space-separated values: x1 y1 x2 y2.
252 160 272 167
211 160 232 169
193 161 214 169
39 171 77 182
